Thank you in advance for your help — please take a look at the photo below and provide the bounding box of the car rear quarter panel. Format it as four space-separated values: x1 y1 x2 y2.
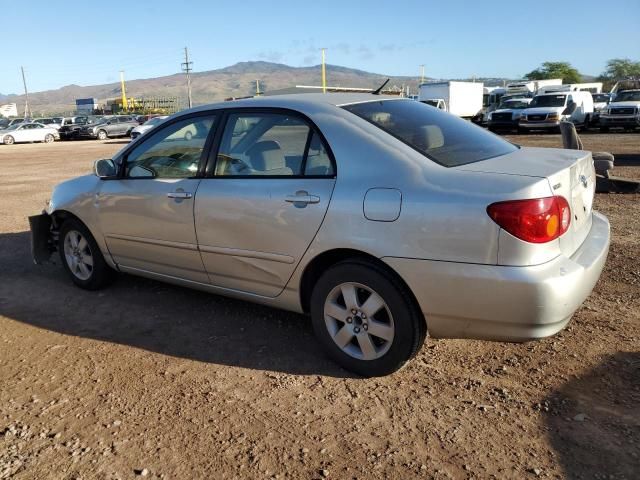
302 107 552 265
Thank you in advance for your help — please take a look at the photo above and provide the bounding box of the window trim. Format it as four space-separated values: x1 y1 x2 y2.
203 107 337 180
116 111 220 180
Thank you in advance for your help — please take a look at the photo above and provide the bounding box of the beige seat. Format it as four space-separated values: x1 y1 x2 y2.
246 141 293 176
560 121 614 176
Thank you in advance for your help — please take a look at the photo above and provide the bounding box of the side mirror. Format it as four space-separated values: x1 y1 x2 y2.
94 159 117 179
106 121 112 125
563 101 577 115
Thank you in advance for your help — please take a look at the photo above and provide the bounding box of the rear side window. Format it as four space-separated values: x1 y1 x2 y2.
343 100 518 167
215 112 334 177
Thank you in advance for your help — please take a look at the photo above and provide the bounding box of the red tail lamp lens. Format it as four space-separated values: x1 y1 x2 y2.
487 196 571 243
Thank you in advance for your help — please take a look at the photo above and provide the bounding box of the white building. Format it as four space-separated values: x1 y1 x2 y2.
0 103 18 118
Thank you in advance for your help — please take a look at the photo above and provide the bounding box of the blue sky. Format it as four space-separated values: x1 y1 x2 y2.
3 0 639 94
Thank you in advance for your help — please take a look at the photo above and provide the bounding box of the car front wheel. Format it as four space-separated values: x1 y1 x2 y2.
59 218 116 290
4 135 14 145
97 130 108 140
44 134 54 143
310 261 426 377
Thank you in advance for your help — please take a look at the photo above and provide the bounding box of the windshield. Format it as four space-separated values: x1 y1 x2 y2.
343 99 517 167
498 100 530 109
614 91 640 102
529 95 567 108
53 117 63 123
143 117 166 126
592 94 609 103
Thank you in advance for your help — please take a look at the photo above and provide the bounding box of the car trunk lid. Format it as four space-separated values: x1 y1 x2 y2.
458 146 595 258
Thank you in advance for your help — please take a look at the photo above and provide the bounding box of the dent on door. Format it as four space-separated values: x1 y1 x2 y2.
194 178 335 297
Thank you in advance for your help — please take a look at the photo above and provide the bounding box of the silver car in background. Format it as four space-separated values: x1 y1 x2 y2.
30 94 610 376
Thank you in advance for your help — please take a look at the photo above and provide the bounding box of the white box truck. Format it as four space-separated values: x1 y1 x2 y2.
418 81 484 118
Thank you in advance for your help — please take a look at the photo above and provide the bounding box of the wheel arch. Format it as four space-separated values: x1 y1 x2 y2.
298 248 423 320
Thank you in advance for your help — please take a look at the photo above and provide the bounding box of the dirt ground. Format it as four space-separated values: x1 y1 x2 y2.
0 133 638 480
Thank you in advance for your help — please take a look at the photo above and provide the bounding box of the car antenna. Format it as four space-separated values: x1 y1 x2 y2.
371 78 390 95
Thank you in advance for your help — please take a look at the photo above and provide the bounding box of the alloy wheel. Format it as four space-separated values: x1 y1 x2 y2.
63 230 94 281
323 282 395 361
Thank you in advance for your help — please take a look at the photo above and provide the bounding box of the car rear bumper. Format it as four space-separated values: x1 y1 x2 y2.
383 211 610 341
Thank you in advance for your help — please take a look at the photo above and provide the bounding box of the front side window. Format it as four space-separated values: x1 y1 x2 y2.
215 113 315 177
343 100 517 167
124 115 215 179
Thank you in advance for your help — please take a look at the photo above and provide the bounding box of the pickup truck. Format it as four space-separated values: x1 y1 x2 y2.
599 89 640 132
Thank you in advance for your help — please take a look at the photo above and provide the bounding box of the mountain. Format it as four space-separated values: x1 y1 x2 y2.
3 62 426 115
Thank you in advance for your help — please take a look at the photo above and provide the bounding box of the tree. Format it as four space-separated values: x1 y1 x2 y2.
600 58 640 81
524 62 582 83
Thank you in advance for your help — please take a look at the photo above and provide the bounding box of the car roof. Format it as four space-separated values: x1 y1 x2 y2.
186 93 402 114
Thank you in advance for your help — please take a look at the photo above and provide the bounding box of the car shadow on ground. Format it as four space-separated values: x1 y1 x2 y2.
543 351 639 479
0 231 354 378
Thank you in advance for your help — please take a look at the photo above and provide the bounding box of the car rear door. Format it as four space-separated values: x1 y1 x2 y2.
194 110 336 297
97 113 218 282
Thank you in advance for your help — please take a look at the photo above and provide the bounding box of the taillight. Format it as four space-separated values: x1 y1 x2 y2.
487 196 571 243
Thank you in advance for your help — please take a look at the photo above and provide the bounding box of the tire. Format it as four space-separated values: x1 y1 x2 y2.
310 260 426 377
4 135 14 145
184 130 193 141
58 218 116 290
97 130 108 140
44 134 54 143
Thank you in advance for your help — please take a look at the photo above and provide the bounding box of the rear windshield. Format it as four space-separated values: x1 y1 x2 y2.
342 100 517 167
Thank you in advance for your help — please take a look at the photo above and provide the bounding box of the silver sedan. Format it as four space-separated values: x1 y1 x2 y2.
30 94 610 376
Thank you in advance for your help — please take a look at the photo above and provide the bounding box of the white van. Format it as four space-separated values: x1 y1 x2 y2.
519 91 594 132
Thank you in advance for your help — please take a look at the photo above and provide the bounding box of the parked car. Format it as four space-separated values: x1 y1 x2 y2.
599 89 640 132
77 115 139 140
519 91 594 132
0 122 59 144
30 94 610 376
8 118 31 127
487 98 532 132
590 93 611 127
58 116 92 140
130 115 168 140
34 118 62 130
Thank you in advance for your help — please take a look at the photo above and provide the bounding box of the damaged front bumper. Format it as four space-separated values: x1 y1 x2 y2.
28 212 56 264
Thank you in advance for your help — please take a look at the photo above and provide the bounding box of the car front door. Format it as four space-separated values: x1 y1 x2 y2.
97 113 218 282
194 110 336 297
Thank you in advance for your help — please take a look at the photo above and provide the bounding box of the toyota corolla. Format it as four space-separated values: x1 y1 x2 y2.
30 93 610 376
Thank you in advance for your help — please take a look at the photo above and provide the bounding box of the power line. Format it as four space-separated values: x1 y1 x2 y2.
181 47 193 109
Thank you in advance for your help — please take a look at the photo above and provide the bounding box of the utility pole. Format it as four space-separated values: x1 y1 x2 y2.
321 48 327 93
119 71 128 111
182 47 193 108
20 66 31 119
420 64 425 84
255 79 262 96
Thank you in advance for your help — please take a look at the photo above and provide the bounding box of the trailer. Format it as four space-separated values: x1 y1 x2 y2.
418 81 484 118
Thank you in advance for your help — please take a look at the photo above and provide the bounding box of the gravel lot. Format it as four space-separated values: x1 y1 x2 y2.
1 133 638 479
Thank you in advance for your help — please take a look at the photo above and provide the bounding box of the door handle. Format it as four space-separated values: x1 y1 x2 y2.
167 191 193 199
285 193 320 205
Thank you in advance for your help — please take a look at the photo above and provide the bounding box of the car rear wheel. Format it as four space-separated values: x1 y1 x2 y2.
4 135 14 145
59 218 116 290
310 261 426 377
44 134 54 143
97 130 108 140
